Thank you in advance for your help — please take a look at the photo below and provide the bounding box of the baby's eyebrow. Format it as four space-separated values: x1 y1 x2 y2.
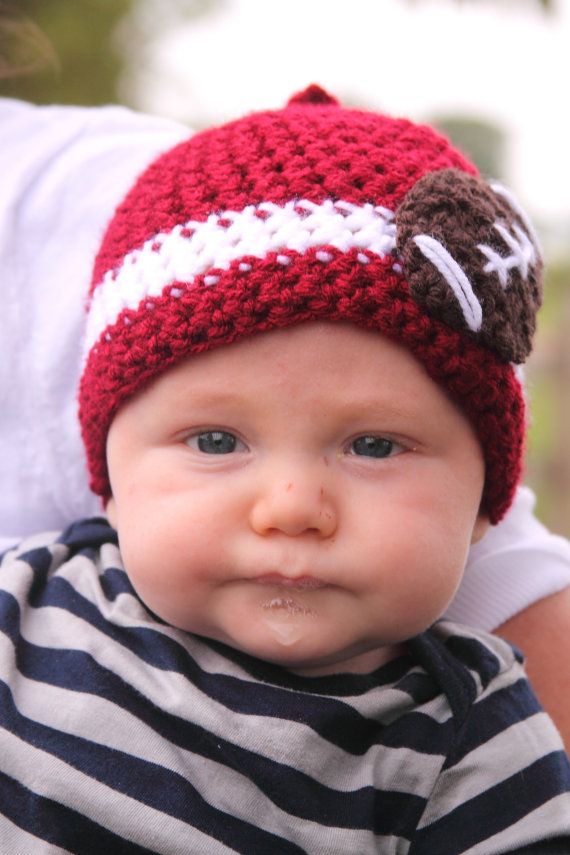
179 390 243 404
179 390 415 416
165 387 262 413
321 396 420 421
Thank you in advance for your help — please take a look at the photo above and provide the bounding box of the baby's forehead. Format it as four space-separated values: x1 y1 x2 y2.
128 321 453 417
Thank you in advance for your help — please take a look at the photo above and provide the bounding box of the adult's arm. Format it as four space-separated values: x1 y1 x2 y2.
0 98 187 548
446 485 570 746
447 486 570 631
496 587 570 748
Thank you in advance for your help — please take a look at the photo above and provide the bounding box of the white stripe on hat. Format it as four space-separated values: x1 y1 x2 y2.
84 199 397 353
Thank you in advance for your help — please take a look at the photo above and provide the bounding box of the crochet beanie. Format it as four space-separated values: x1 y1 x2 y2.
79 85 542 524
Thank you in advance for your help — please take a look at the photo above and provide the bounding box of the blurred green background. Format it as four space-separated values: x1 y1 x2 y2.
1 0 568 535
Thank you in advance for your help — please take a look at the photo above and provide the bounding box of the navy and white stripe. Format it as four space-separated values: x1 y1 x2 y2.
1 519 569 854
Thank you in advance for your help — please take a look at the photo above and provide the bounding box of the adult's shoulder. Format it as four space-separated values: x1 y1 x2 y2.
0 99 189 544
0 96 188 154
0 97 190 197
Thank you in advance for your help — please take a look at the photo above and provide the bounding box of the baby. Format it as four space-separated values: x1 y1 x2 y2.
1 85 569 853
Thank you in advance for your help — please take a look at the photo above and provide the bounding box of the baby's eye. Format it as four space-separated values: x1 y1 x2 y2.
348 435 403 458
186 431 247 455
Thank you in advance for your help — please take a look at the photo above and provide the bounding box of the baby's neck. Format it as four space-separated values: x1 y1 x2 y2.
287 642 409 678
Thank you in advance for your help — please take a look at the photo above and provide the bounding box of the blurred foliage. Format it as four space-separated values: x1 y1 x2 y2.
0 4 57 79
0 0 222 105
527 259 570 536
431 115 506 179
537 259 570 331
0 0 132 104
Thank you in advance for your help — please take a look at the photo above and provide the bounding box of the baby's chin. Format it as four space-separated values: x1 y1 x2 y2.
219 625 405 677
152 596 406 676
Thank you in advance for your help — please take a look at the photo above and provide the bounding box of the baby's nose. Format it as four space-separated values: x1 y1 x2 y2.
249 472 337 539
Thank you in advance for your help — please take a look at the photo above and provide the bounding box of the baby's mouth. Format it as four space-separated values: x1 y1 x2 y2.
252 573 326 590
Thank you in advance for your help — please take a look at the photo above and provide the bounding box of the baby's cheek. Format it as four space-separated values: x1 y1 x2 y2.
358 517 467 631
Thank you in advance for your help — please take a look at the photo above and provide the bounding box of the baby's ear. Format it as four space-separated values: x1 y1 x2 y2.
471 512 491 545
105 496 118 530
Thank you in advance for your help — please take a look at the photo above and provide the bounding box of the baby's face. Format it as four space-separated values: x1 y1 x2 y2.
106 322 488 676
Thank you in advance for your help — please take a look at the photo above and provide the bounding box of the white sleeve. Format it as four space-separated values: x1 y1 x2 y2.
446 485 570 631
0 98 187 547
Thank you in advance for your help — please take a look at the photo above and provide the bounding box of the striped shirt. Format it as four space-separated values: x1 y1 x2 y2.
1 518 569 854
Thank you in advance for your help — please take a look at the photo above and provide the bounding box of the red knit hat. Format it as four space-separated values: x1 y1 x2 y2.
79 85 542 523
